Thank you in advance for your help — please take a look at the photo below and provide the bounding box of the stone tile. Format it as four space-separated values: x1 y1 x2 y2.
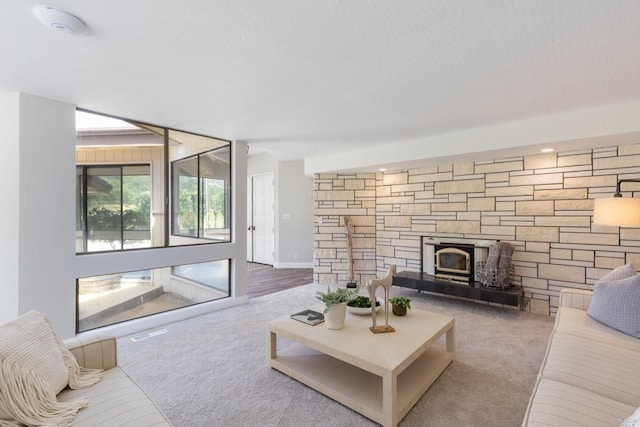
535 216 591 227
538 263 585 283
345 179 365 190
549 248 572 260
572 250 594 262
391 183 424 193
594 257 624 269
516 226 559 242
408 172 453 183
524 153 557 170
384 216 412 227
558 153 592 167
485 185 534 197
560 232 619 245
526 242 550 252
468 197 495 211
555 199 593 211
434 179 485 194
516 200 554 216
475 160 524 174
563 175 617 189
436 220 480 234
510 173 564 186
593 154 640 170
315 190 355 201
522 277 548 290
431 202 467 212
400 203 431 215
534 188 588 200
382 172 408 185
454 162 474 176
485 172 510 183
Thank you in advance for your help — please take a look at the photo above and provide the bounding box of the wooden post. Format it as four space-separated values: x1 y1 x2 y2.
343 216 356 287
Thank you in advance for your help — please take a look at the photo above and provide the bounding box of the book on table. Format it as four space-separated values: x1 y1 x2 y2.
290 309 324 325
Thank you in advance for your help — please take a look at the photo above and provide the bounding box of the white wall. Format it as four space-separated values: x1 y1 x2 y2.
0 92 23 322
0 92 249 338
0 92 77 332
247 152 313 267
277 160 313 267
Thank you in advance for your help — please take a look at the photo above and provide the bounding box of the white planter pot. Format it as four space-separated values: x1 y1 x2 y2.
324 302 347 330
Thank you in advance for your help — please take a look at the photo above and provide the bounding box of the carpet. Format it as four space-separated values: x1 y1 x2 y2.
116 284 554 426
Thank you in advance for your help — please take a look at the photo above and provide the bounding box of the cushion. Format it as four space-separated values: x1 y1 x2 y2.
587 274 640 339
596 262 636 285
0 311 103 426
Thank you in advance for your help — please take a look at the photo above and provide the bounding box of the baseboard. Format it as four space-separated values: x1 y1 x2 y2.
272 262 314 269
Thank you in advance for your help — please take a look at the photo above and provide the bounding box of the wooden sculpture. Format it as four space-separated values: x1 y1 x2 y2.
343 216 356 288
366 264 396 334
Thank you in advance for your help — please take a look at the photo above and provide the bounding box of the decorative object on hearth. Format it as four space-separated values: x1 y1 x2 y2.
593 178 640 227
315 287 355 330
389 296 411 316
343 216 357 288
366 265 396 333
476 241 514 290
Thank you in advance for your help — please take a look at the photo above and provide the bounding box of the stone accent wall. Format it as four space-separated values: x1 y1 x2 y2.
313 143 640 316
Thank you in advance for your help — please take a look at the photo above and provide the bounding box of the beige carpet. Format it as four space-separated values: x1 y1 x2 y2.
116 283 554 426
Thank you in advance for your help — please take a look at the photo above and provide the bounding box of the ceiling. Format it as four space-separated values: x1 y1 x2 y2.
2 1 640 172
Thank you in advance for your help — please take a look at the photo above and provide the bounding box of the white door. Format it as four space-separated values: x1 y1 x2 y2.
248 173 274 265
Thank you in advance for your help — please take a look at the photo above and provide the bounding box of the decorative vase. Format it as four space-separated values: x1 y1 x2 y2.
324 302 347 329
392 305 407 316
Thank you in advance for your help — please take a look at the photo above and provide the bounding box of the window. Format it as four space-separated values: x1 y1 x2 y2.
77 259 230 332
171 143 231 242
76 165 151 252
75 110 234 332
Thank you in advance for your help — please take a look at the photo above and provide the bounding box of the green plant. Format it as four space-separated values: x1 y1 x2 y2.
388 296 412 309
347 295 380 308
315 287 356 313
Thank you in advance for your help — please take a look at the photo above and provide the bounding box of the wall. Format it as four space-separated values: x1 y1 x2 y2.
247 152 314 267
277 160 313 267
0 92 77 330
0 92 249 338
0 93 20 321
314 143 640 316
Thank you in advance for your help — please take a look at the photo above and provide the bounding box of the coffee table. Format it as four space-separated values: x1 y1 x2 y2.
267 307 455 427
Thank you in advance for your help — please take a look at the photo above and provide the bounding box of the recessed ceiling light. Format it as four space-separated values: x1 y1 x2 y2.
541 148 555 153
33 5 88 34
379 168 387 172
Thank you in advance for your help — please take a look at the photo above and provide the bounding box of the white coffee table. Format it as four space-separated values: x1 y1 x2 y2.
267 307 455 427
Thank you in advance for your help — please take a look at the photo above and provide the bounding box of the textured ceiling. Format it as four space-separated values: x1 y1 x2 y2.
2 1 640 171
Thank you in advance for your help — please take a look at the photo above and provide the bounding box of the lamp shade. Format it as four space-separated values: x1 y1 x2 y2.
593 197 640 227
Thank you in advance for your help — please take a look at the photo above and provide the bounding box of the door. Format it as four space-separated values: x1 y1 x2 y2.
247 173 274 265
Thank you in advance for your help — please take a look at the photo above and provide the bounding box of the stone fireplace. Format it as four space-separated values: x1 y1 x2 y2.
423 237 498 284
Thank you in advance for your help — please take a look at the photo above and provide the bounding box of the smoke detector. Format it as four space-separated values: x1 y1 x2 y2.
32 5 88 34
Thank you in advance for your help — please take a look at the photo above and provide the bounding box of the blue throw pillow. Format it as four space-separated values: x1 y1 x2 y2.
587 274 640 339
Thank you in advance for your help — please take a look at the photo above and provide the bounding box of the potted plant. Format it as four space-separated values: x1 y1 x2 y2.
316 287 355 329
388 296 412 316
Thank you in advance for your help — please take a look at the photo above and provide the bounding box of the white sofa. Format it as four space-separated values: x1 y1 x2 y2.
60 333 172 426
522 289 640 426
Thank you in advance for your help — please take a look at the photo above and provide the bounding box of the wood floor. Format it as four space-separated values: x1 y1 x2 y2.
246 263 314 298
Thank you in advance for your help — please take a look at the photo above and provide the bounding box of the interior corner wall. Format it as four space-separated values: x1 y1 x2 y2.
277 160 313 267
0 92 77 332
313 143 640 316
0 92 22 324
